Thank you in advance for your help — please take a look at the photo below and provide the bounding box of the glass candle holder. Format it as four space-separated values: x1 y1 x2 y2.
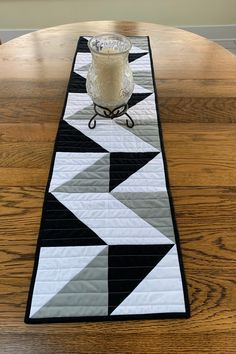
86 33 134 111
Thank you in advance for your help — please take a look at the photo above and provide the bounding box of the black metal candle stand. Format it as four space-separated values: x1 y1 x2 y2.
88 103 134 129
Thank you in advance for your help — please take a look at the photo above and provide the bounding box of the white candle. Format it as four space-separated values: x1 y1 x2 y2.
93 48 125 110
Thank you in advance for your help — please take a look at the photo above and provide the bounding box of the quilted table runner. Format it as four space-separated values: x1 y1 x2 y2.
25 36 190 323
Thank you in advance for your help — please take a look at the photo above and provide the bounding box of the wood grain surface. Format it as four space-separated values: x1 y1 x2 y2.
0 21 236 354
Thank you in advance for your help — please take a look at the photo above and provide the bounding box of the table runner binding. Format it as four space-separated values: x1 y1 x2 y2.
25 36 190 323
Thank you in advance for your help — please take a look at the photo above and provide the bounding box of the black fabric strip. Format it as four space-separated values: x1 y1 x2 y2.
26 311 189 324
39 238 105 247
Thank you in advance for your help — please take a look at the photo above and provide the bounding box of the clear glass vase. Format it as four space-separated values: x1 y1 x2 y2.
86 33 134 111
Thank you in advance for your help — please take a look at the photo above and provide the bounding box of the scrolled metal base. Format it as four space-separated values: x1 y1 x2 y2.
88 103 134 129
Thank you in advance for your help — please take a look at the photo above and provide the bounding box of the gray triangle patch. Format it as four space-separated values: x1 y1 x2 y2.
67 104 95 120
130 37 149 51
67 104 109 123
76 63 90 71
114 122 161 150
111 192 175 243
53 154 109 193
133 71 153 92
32 246 108 318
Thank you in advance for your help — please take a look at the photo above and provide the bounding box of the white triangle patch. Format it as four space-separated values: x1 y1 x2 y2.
112 153 166 193
30 245 107 317
66 118 158 152
130 54 151 71
63 93 92 120
74 52 92 71
49 152 108 192
52 192 173 245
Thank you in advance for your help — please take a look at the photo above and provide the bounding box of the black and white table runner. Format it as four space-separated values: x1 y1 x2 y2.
25 36 190 323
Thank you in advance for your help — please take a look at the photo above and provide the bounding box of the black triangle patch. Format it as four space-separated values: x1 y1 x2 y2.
128 52 148 63
77 36 90 53
56 120 108 153
40 193 106 246
68 72 87 93
108 244 174 314
128 92 152 109
109 152 158 191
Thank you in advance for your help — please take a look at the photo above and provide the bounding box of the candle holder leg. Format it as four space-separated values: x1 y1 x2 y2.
88 113 97 129
125 112 134 128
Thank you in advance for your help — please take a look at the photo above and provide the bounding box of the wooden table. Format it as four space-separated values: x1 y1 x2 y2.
0 21 235 354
